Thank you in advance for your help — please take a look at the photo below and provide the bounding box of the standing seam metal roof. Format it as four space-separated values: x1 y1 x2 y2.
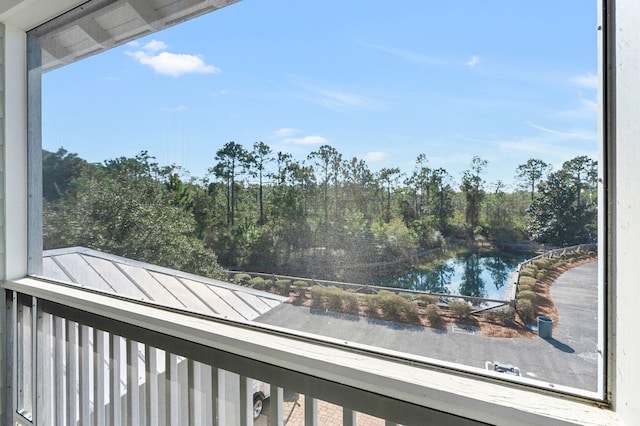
42 247 286 322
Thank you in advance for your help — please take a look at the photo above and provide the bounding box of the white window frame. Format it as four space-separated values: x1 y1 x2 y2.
2 0 639 424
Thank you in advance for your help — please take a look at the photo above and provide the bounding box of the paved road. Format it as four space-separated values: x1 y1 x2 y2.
257 261 600 392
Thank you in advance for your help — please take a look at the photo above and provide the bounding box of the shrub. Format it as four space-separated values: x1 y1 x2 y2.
343 292 360 315
425 304 441 324
517 290 537 303
415 294 439 306
516 299 535 323
310 286 325 308
519 265 538 278
497 307 516 325
535 270 548 280
534 258 553 269
448 300 471 319
249 276 266 290
518 276 537 289
377 291 419 322
275 279 291 296
517 284 532 293
233 273 251 285
325 287 344 311
364 294 379 317
292 280 309 298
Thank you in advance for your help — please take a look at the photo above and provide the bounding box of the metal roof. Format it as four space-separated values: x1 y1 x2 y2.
42 246 286 321
27 0 241 72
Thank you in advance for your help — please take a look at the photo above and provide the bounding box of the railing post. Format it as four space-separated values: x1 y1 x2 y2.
54 316 64 426
36 307 52 425
66 320 78 425
270 386 284 426
126 339 140 424
211 367 225 426
304 396 317 426
109 334 122 426
79 324 91 425
94 328 106 426
240 375 253 426
343 408 356 426
145 345 158 426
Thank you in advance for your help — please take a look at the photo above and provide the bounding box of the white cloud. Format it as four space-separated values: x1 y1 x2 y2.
272 128 300 137
465 56 480 67
364 151 388 163
359 41 442 65
571 72 598 89
142 39 168 53
161 105 189 112
126 40 220 77
525 121 594 139
309 86 381 112
283 135 328 145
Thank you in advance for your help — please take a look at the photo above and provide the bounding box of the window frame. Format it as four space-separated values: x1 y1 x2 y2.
3 0 637 423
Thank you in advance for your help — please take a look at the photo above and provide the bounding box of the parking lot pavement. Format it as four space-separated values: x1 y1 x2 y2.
257 261 600 392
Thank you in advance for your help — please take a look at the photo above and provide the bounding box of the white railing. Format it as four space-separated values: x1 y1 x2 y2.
501 244 598 304
5 278 487 426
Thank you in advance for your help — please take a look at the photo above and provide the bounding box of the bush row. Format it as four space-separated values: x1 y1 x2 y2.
514 249 596 323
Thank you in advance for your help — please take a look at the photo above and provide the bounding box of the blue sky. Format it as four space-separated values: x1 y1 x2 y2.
42 0 598 189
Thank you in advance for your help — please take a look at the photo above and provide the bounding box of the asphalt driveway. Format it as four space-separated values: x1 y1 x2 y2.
256 261 600 391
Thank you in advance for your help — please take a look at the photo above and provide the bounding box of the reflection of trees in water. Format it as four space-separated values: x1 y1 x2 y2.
384 262 454 293
377 251 527 297
458 253 486 298
483 255 511 291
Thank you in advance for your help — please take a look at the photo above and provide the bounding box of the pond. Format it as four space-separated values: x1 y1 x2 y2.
374 251 532 300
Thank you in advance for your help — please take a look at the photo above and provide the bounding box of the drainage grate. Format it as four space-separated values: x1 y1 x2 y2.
450 323 480 335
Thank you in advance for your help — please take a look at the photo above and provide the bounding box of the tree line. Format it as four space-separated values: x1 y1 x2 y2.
42 142 597 281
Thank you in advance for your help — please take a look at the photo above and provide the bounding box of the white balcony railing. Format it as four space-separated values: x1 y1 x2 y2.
5 277 490 426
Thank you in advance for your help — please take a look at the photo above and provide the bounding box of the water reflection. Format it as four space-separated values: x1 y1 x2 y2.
376 251 528 300
458 253 486 298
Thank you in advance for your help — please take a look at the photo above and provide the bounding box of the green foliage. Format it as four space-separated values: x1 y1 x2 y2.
343 292 360 315
516 299 536 323
364 295 379 316
292 280 309 298
518 276 537 289
425 304 441 324
415 294 439 306
519 265 538 278
43 153 225 279
533 258 554 269
42 146 598 286
448 299 471 319
497 307 516 325
249 276 266 289
460 156 487 236
326 288 344 311
274 279 291 296
517 284 532 293
370 291 420 323
310 286 325 308
308 286 360 315
535 270 548 280
42 148 87 201
234 274 251 285
527 157 597 246
517 290 537 303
